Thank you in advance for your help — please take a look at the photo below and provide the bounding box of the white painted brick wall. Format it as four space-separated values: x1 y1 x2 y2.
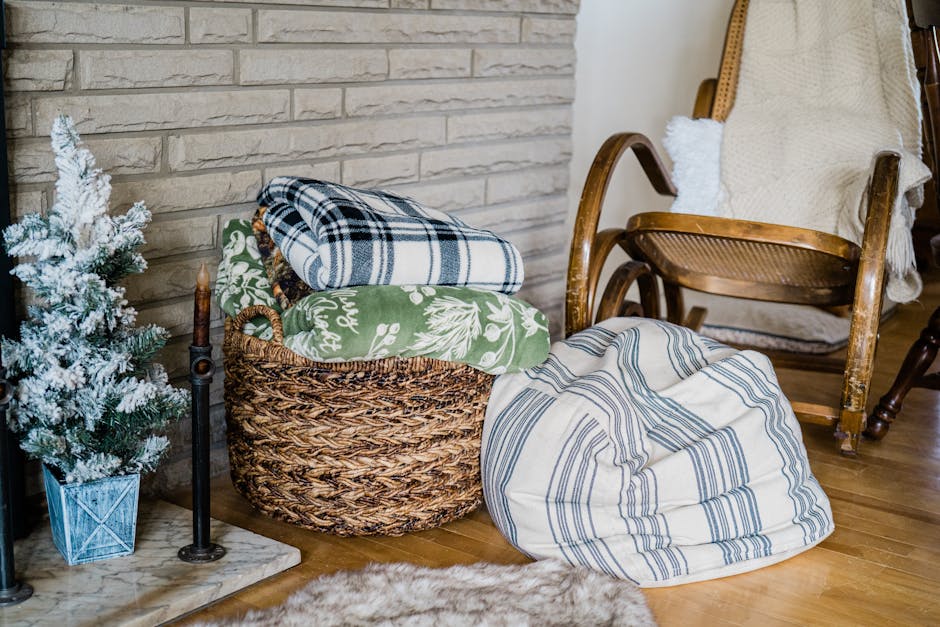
293 89 345 121
3 0 579 492
257 11 520 44
389 48 471 79
79 50 235 89
189 8 252 44
240 49 389 85
8 2 186 44
6 50 73 90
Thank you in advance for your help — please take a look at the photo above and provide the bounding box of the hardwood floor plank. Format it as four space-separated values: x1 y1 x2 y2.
831 507 940 552
404 526 531 565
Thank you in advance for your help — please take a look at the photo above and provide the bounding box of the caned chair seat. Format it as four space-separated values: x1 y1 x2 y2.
625 212 861 305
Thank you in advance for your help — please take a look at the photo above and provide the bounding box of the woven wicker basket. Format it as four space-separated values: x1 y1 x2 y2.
223 304 494 536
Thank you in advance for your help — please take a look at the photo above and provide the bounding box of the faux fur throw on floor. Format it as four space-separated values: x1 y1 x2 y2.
203 560 656 626
719 0 931 302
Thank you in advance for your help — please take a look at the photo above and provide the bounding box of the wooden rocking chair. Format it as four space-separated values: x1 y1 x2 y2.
566 0 938 456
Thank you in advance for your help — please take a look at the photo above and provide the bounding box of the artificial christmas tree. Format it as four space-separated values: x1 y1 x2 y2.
1 116 186 563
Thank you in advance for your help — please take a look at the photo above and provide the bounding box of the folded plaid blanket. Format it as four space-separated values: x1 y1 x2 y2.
258 177 524 294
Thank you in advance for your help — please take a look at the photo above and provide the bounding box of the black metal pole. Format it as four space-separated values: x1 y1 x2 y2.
0 4 32 599
0 0 26 544
0 357 31 605
178 345 224 563
0 2 12 346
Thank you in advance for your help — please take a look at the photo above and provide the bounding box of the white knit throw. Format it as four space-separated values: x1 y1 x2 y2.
719 0 931 302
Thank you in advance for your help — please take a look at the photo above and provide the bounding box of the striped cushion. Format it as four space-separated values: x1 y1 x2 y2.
481 317 833 587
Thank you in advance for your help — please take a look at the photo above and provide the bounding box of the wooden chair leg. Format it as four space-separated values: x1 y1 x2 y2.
866 306 940 440
838 409 865 456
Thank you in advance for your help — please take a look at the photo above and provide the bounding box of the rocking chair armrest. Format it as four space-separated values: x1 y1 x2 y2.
566 133 677 337
588 132 677 198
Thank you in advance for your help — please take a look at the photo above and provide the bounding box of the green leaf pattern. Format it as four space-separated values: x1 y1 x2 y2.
283 284 548 374
217 220 281 339
282 289 359 360
409 295 482 360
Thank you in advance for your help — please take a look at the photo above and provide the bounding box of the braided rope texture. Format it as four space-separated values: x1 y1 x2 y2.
223 317 494 536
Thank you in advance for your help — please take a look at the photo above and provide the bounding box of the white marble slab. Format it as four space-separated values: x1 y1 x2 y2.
0 500 301 626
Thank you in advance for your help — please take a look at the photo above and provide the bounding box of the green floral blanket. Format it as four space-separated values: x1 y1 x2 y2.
282 285 548 374
218 219 549 374
217 219 281 340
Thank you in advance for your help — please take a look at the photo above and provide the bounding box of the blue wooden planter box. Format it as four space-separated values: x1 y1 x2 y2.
42 465 140 565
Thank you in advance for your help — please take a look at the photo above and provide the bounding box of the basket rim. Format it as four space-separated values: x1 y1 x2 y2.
224 315 493 376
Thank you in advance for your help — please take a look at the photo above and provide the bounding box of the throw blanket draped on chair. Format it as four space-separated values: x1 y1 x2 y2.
258 177 524 294
719 0 931 302
482 317 834 587
667 0 931 303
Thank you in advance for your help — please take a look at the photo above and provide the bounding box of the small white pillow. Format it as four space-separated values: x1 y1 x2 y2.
662 116 724 215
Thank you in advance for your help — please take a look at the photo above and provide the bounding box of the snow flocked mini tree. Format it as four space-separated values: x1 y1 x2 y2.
2 115 187 484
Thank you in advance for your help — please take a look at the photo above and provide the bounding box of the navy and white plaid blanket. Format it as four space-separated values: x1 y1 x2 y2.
258 177 524 294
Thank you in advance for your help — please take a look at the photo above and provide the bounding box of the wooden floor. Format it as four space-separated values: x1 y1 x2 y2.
171 278 940 626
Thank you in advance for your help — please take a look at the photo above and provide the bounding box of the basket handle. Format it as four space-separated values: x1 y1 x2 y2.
232 304 284 344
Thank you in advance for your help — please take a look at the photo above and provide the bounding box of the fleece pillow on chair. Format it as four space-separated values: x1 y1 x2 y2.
662 115 723 216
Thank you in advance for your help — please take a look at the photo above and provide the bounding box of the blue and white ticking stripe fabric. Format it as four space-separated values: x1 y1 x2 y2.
258 177 524 294
482 317 834 587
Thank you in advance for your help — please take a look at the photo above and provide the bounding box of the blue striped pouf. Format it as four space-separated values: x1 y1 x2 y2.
481 317 833 587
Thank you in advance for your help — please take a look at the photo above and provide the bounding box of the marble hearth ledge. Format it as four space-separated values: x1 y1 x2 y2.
0 500 301 626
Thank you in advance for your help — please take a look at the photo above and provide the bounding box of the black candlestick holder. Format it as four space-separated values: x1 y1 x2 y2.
0 366 30 605
178 345 225 563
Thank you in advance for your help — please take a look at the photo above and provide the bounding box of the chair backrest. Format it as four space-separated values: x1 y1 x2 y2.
908 0 940 216
710 0 750 122
712 1 938 133
911 0 940 29
567 0 927 337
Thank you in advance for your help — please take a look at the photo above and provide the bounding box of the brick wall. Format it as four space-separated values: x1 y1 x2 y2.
3 0 580 492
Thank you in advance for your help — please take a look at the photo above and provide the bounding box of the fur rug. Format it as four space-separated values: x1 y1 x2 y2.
205 559 656 626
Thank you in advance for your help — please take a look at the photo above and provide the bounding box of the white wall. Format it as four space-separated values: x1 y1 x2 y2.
568 0 735 234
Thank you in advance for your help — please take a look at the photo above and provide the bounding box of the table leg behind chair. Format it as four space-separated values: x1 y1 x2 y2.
866 306 940 439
